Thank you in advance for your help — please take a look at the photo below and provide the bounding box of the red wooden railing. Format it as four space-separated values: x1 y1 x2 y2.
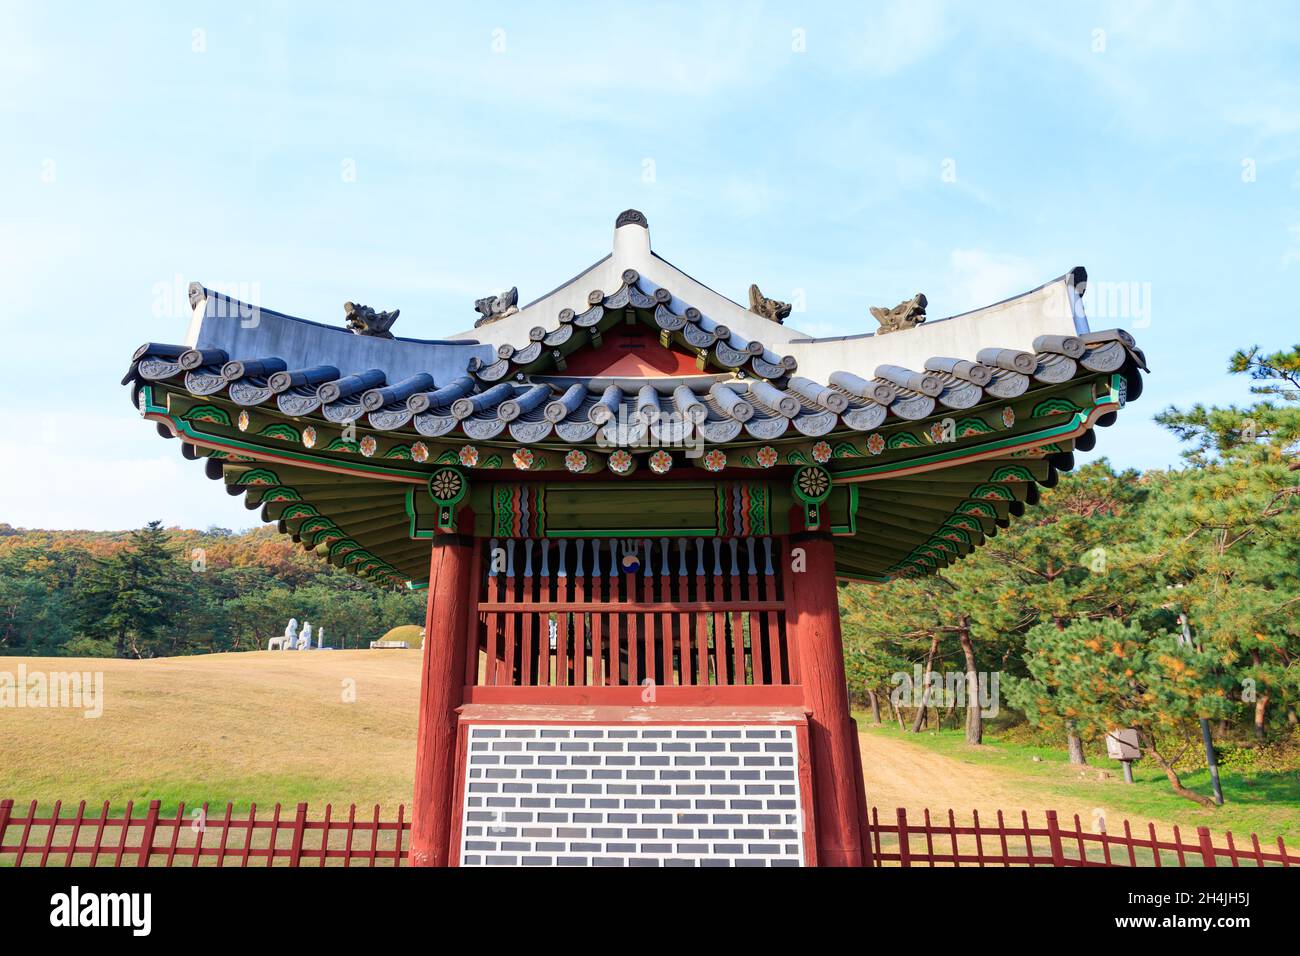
868 806 1299 868
4 798 1295 867
0 799 406 867
468 536 793 689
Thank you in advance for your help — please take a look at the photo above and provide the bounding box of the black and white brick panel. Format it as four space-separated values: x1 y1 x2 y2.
459 724 807 867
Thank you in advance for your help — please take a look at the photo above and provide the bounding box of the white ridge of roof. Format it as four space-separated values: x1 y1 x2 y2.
447 214 1090 380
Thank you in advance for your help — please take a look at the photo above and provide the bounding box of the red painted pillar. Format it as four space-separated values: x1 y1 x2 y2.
409 534 475 866
788 533 868 866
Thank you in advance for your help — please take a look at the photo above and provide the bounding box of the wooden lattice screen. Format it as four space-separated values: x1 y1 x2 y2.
466 536 793 688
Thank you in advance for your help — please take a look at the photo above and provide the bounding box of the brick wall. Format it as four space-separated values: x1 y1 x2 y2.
459 724 807 867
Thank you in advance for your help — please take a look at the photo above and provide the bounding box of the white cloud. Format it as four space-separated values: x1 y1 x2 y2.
852 0 951 76
940 248 1042 315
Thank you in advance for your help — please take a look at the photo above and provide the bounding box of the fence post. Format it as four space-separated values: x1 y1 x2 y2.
1197 827 1217 868
137 800 161 868
0 796 11 858
896 808 911 868
1045 810 1065 866
288 803 308 868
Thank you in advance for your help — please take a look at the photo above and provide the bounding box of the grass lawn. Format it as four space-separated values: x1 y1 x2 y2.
855 714 1300 845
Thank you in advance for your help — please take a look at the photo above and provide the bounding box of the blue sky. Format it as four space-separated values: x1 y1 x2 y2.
2 1 1297 530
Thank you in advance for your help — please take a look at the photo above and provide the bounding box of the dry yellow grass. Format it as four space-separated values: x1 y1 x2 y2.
0 651 424 812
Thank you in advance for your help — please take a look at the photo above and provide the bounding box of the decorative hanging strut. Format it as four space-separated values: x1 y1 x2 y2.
792 465 833 530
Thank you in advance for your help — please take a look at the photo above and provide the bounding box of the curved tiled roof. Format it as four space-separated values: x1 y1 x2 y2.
124 269 1144 451
125 211 1148 586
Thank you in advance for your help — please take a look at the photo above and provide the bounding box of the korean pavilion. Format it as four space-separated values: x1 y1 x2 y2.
125 209 1146 867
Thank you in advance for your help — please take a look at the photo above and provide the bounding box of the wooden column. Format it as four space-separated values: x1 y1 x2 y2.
409 534 475 866
788 533 868 867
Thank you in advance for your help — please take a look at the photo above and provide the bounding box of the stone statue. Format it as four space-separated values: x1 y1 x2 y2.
316 626 325 650
473 287 519 327
298 621 313 650
748 284 791 323
344 301 399 338
269 617 298 651
870 293 928 335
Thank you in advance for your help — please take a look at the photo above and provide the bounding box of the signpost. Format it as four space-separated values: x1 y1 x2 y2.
1105 728 1141 783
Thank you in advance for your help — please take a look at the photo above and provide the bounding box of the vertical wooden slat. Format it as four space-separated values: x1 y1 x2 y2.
641 541 655 687
730 610 745 686
164 802 184 867
1250 832 1265 868
626 568 639 685
464 539 482 687
556 545 569 687
520 541 535 686
573 546 588 686
677 586 691 685
1021 810 1034 866
592 601 605 686
485 539 500 686
266 803 282 867
1198 826 1217 867
744 538 762 684
191 802 209 868
241 803 257 868
1149 822 1161 867
114 801 133 868
343 804 356 868
64 800 86 867
503 541 517 685
996 810 1010 866
394 804 405 867
1173 824 1187 866
1123 819 1137 867
896 808 910 868
1072 813 1086 864
0 800 12 860
215 803 233 868
870 806 882 863
39 800 61 868
922 808 935 867
949 808 960 868
319 803 333 867
1045 809 1065 867
288 802 308 867
972 809 985 868
14 799 37 868
369 804 381 868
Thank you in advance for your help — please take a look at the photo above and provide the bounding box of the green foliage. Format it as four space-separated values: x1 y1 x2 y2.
1007 618 1233 738
0 522 424 658
842 341 1300 792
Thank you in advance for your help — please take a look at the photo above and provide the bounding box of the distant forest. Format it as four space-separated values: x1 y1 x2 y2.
0 523 425 658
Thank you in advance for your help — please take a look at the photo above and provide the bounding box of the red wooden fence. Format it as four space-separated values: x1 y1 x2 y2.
0 799 406 867
2 798 1295 867
869 806 1298 868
